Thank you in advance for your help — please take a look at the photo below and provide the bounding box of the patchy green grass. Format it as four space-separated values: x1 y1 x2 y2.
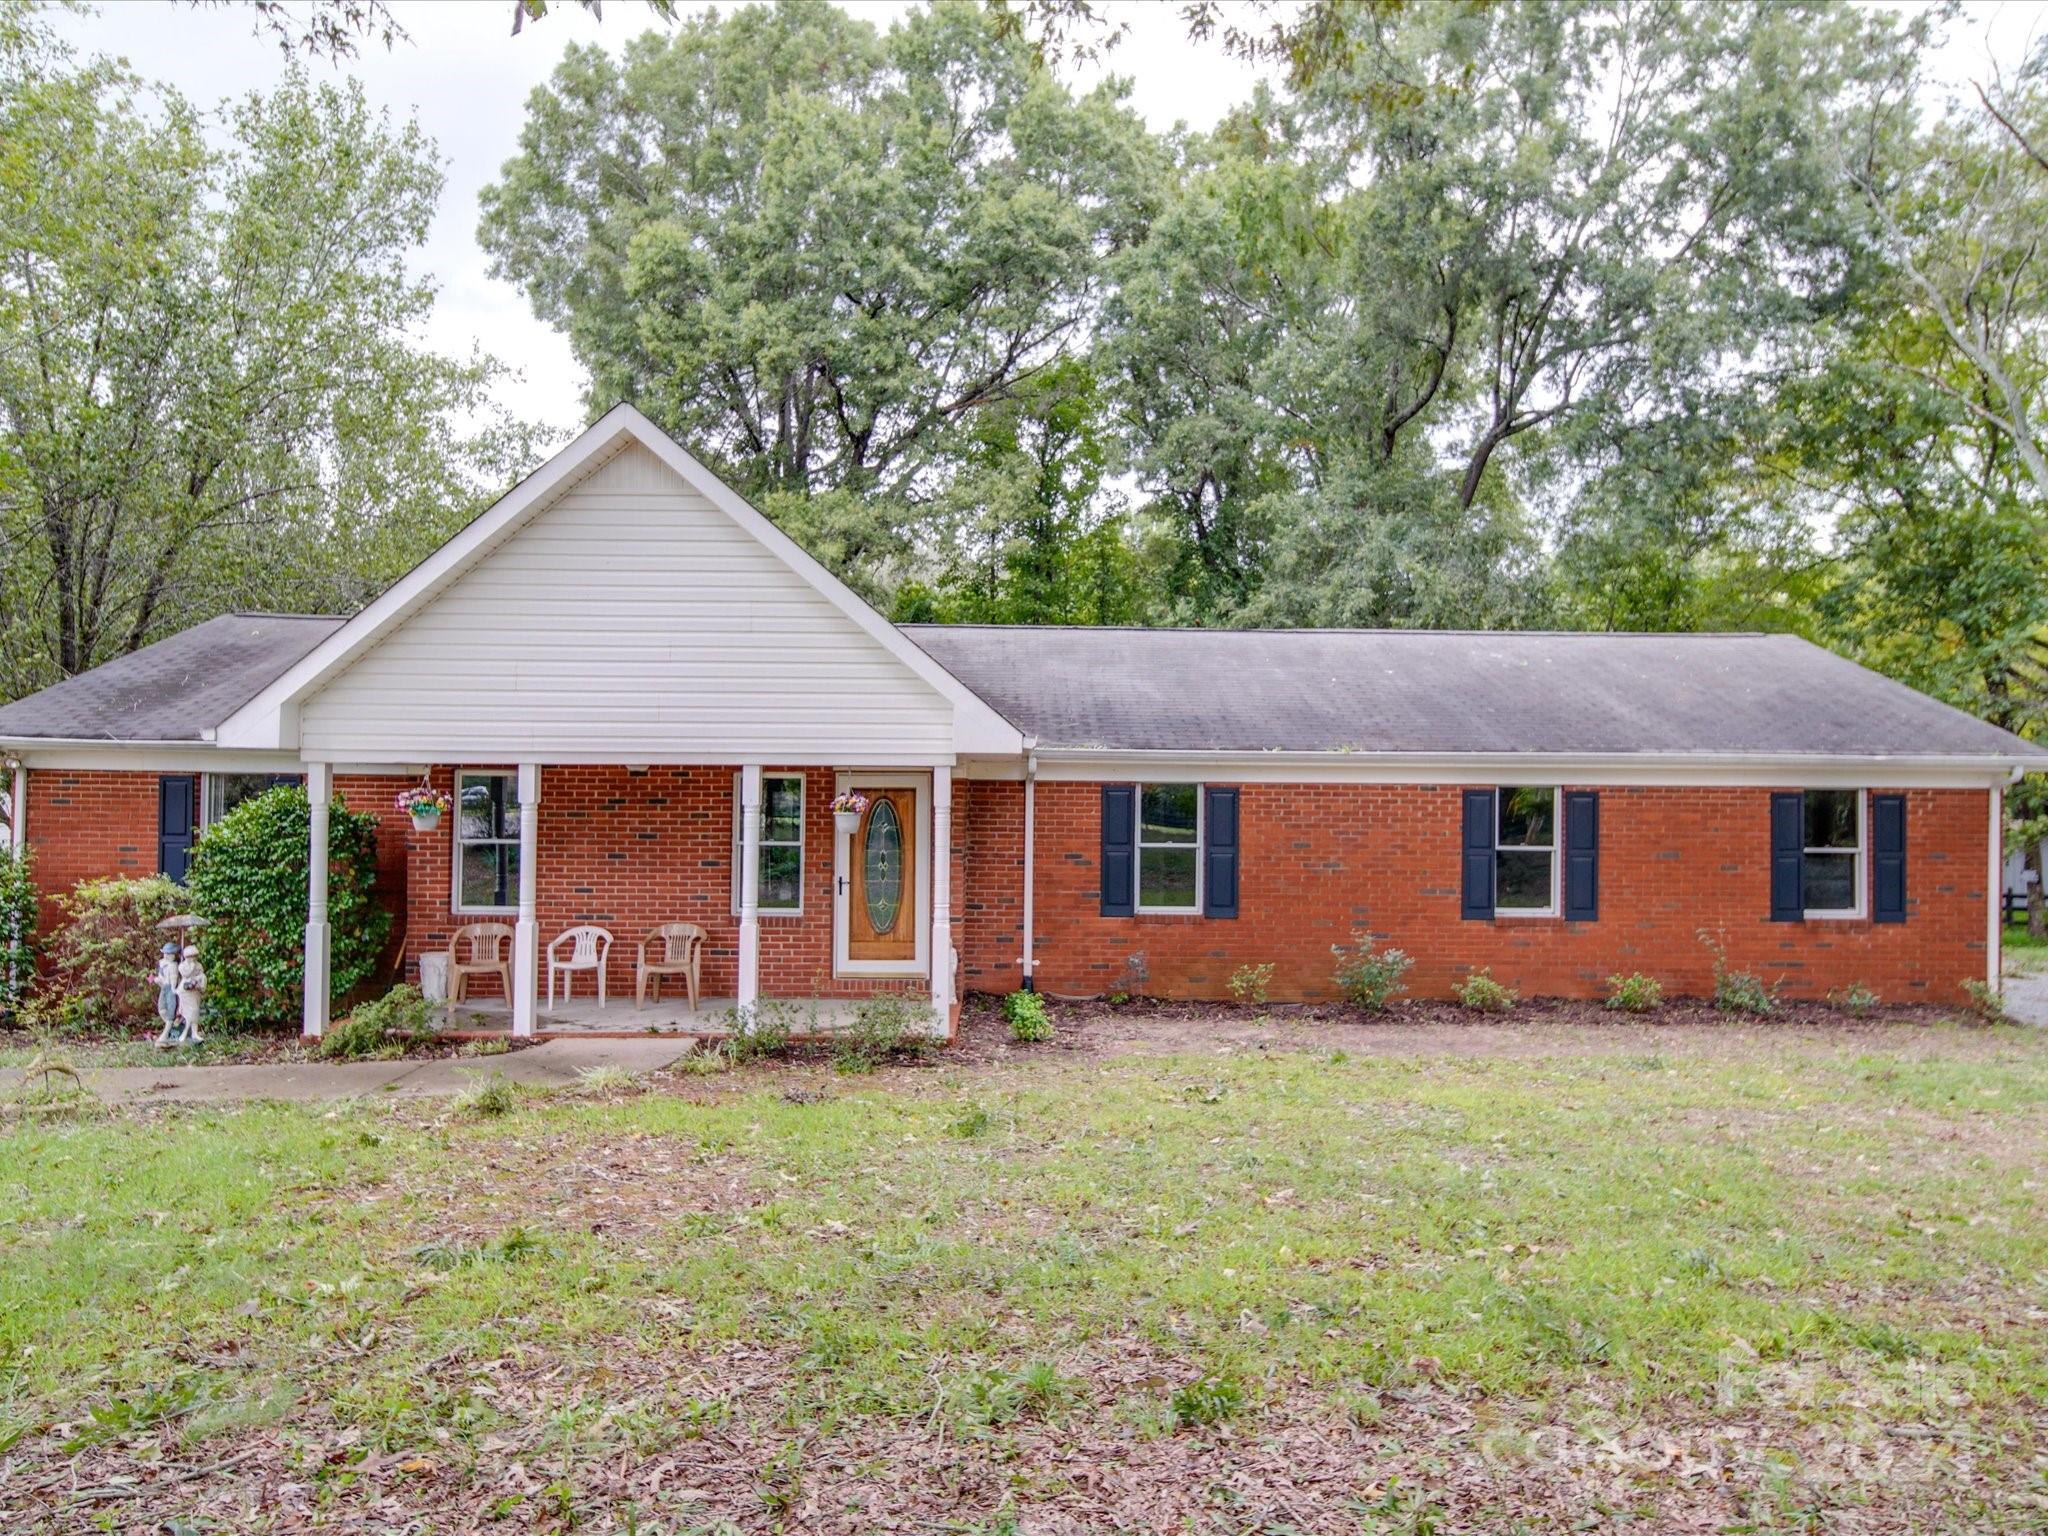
3 1027 2046 1532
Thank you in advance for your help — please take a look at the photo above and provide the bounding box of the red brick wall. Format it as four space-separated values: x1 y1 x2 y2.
21 770 161 938
977 781 1992 1004
401 764 937 1005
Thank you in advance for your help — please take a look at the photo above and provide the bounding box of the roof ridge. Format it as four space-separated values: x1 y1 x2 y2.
225 611 349 622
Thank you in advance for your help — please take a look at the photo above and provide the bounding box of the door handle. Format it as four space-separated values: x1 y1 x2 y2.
837 875 848 896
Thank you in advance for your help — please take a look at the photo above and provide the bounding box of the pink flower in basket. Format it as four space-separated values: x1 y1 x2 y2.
397 787 451 819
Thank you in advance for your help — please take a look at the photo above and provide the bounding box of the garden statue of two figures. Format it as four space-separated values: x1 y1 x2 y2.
154 941 207 1047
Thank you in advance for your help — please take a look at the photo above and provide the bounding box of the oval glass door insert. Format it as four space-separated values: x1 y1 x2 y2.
863 799 903 934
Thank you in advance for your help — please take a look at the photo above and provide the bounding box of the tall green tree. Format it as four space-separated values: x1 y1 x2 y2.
480 0 1160 595
0 9 536 700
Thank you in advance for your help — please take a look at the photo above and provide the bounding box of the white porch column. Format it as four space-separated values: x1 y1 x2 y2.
8 759 25 854
301 763 332 1038
513 764 541 1037
931 764 953 1023
738 764 763 1015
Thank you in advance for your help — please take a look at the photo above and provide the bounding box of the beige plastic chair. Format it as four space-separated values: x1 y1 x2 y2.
445 922 514 1019
636 922 705 1011
547 924 614 1010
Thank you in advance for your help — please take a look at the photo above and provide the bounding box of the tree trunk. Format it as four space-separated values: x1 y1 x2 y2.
2028 841 2046 940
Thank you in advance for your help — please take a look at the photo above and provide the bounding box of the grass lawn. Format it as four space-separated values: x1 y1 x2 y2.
3 1014 2045 1533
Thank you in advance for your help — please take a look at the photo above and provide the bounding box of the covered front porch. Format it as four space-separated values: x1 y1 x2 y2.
301 760 959 1043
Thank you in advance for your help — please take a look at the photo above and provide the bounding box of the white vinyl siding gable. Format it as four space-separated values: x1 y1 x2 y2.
297 444 953 759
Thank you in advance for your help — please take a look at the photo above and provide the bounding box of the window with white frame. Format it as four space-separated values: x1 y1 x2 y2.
454 771 519 913
1495 786 1558 914
204 772 301 826
731 773 803 914
1802 789 1862 915
1137 782 1201 913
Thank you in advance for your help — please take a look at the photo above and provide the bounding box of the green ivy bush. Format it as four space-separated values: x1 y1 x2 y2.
45 874 185 1030
1331 931 1413 1010
188 786 390 1030
0 843 36 1023
1004 989 1053 1042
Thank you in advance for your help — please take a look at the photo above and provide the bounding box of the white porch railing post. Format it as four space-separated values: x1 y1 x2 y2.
302 763 332 1039
514 764 541 1037
932 764 953 1028
738 764 763 1016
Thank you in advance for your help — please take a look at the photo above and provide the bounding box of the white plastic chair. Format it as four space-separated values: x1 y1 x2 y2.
546 924 614 1011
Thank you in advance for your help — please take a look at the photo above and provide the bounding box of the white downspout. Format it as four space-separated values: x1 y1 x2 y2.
1992 776 2008 995
7 759 23 854
1020 739 1037 992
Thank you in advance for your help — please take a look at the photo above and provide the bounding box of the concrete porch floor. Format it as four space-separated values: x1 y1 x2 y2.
436 993 888 1038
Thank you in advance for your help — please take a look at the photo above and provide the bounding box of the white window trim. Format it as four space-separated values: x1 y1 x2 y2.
1493 784 1562 919
1136 781 1204 915
199 771 303 829
731 771 805 918
451 768 520 916
1802 787 1866 921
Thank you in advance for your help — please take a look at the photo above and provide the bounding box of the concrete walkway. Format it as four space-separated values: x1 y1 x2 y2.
0 1036 696 1107
2002 970 2048 1027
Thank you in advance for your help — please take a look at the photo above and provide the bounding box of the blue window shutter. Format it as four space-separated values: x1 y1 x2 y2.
1564 790 1599 922
158 775 197 884
1203 786 1239 919
1872 793 1906 924
1100 783 1135 917
1769 792 1804 921
1461 789 1495 921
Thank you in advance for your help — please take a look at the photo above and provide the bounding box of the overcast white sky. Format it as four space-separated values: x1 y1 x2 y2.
42 0 2048 440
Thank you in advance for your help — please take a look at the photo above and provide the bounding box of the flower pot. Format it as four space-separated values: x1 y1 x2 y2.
834 810 862 838
410 810 442 833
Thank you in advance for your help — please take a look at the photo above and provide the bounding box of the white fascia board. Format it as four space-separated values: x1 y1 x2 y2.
215 403 1025 757
3 743 309 773
297 748 955 768
1028 748 2036 788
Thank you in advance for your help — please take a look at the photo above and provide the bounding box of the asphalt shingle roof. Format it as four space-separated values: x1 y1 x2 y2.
904 626 2041 760
0 614 344 742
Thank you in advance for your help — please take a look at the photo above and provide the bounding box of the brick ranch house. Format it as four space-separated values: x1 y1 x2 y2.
2 405 2042 1038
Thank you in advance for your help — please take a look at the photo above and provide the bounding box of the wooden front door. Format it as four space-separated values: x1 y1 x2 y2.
848 787 917 963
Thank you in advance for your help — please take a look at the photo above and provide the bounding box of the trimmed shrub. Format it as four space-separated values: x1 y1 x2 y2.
0 843 36 1023
1961 978 2006 1022
1828 983 1879 1017
322 984 434 1061
1604 972 1663 1014
43 875 185 1030
186 785 389 1029
1331 931 1413 1010
1005 989 1053 1042
1456 968 1516 1013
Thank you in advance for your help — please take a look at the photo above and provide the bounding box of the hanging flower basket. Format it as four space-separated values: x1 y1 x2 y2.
396 786 451 832
831 791 870 838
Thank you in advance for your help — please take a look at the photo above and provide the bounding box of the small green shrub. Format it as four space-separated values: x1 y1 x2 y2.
1605 972 1663 1014
726 1000 797 1062
1960 978 2006 1022
187 786 390 1029
1456 968 1516 1013
1331 931 1413 1010
0 843 36 1023
1004 989 1053 1042
1227 962 1275 1006
321 983 433 1060
43 875 185 1030
1828 983 1879 1018
1169 1373 1244 1429
1699 930 1774 1014
834 992 936 1073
